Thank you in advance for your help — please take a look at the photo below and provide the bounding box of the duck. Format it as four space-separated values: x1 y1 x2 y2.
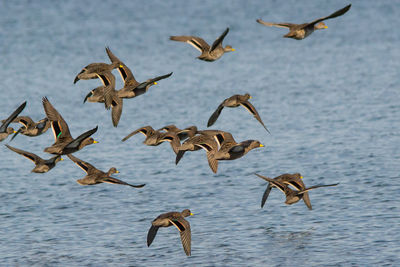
255 174 338 207
42 97 98 155
257 4 351 40
147 209 193 256
255 173 312 209
0 101 26 142
122 126 180 154
170 28 234 61
7 116 50 141
5 144 63 173
207 93 270 133
67 154 145 187
105 47 172 99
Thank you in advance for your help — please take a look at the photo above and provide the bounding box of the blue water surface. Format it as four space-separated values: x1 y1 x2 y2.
0 0 399 266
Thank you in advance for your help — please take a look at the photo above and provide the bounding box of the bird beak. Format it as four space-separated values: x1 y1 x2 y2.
13 130 17 133
119 65 124 68
324 25 328 29
60 158 64 161
190 213 194 216
116 170 120 173
154 82 157 85
232 48 235 51
249 96 252 99
300 176 303 179
259 144 264 147
93 140 98 144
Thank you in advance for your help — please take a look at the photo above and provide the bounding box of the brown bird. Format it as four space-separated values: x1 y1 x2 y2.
67 154 145 187
257 4 351 40
7 116 50 141
105 47 172 99
170 28 234 61
255 173 312 209
122 126 180 154
0 101 26 142
42 97 98 155
255 174 338 207
5 144 63 173
147 209 193 256
207 94 270 133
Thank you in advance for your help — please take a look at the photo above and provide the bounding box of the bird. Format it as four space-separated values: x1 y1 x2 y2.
105 47 173 99
147 209 193 256
122 126 180 154
176 134 219 173
67 154 145 188
170 28 234 61
207 93 270 133
42 97 98 155
5 144 63 173
256 4 351 40
255 174 338 207
0 101 26 142
6 116 50 141
255 173 312 209
73 47 120 83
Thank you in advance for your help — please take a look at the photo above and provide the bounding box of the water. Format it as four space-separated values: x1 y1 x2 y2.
0 0 399 265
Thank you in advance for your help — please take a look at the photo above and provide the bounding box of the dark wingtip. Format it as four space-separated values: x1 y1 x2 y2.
73 76 79 84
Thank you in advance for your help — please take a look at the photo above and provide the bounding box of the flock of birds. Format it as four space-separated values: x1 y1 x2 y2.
1 4 351 256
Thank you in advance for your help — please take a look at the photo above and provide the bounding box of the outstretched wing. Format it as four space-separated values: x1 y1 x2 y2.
42 97 72 143
240 101 270 133
101 177 145 188
256 19 296 29
147 225 159 247
169 218 191 256
5 144 42 164
298 183 339 194
122 126 154 142
64 126 98 149
67 154 98 175
170 35 210 52
306 4 351 27
0 101 26 133
210 28 229 52
105 46 137 84
207 104 224 127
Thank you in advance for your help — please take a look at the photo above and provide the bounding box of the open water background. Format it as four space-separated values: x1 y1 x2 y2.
0 0 399 266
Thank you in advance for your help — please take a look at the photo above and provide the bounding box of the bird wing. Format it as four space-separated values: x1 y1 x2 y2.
149 72 173 83
101 177 145 188
298 183 339 194
169 218 191 256
64 126 98 149
105 46 137 84
12 116 34 128
67 154 98 175
0 101 26 133
256 19 296 29
122 126 154 141
42 97 72 143
207 104 225 127
5 144 42 164
306 4 351 27
95 71 116 109
240 101 270 133
147 225 159 247
255 173 287 194
170 35 210 52
210 28 229 52
111 96 123 127
261 183 272 208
